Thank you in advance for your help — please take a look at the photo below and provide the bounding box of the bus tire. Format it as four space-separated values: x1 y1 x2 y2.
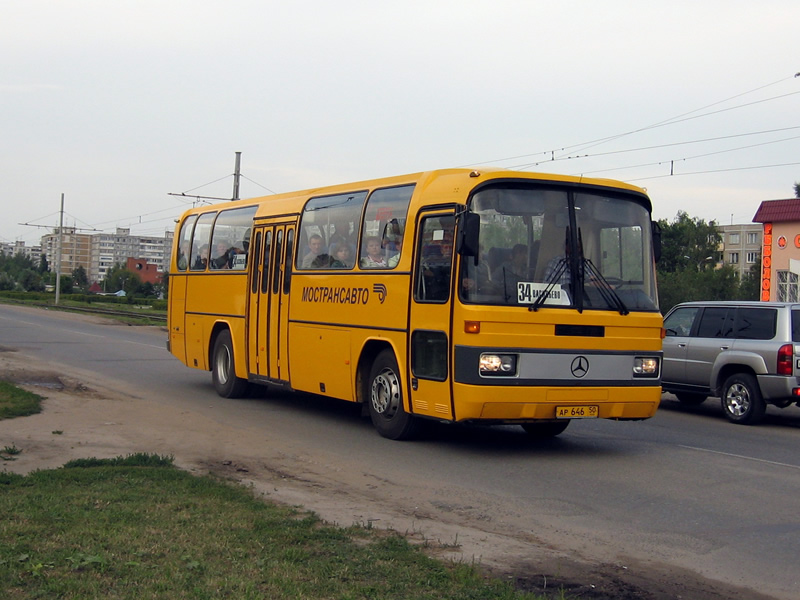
675 392 707 406
211 329 249 399
521 421 570 438
367 349 417 440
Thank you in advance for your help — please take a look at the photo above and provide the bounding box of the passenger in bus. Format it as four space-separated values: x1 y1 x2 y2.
386 236 403 268
310 253 333 268
419 234 454 300
487 243 537 300
328 218 356 250
543 254 570 285
177 243 190 270
360 236 387 268
329 243 352 268
543 241 580 286
491 244 532 283
193 245 209 270
211 239 233 269
302 234 325 268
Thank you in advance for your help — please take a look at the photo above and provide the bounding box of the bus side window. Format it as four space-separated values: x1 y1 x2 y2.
272 230 283 294
250 231 262 295
298 191 367 270
261 231 272 294
189 213 215 271
176 214 197 272
283 229 294 294
209 206 257 271
360 184 414 270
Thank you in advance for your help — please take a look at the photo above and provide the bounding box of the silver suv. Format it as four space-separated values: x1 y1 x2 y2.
662 301 800 424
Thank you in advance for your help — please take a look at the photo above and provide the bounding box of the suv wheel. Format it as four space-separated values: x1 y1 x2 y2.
721 373 766 425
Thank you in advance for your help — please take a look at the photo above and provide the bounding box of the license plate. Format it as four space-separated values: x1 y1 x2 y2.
556 405 599 419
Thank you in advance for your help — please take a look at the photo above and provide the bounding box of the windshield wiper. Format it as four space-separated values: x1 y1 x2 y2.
530 258 568 312
583 258 629 315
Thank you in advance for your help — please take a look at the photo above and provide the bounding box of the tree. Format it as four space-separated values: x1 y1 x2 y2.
657 211 721 274
0 272 14 291
736 259 762 301
59 274 74 294
794 181 800 198
104 263 142 296
158 270 169 300
18 269 45 292
71 265 89 293
656 211 741 312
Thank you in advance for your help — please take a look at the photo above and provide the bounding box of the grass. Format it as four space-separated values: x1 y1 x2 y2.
0 295 166 326
0 380 43 420
0 453 556 600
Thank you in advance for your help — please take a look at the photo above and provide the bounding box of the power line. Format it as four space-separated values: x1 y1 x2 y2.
240 174 277 195
570 133 800 177
629 161 800 182
508 126 800 170
554 89 800 159
181 174 232 194
465 71 800 167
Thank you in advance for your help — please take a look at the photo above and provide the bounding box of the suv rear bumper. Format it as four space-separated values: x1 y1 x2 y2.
757 374 800 403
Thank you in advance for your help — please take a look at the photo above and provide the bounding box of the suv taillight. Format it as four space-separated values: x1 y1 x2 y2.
777 344 794 376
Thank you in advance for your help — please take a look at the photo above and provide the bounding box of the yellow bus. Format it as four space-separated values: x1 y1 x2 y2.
168 168 662 439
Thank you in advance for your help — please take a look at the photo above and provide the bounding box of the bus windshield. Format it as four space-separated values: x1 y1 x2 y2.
460 184 658 312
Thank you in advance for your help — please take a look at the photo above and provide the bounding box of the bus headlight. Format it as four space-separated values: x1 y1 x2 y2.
633 357 659 377
479 353 517 377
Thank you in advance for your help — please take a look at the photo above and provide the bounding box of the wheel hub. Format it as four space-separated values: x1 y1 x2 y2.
215 346 231 385
371 368 400 417
726 384 750 416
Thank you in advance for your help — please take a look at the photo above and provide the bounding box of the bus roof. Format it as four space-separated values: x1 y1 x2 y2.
176 168 651 221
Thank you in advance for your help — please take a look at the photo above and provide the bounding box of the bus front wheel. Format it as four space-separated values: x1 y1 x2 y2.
211 329 249 398
521 421 570 438
367 350 417 440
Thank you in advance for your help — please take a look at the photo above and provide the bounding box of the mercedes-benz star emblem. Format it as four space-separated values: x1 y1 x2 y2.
570 356 589 378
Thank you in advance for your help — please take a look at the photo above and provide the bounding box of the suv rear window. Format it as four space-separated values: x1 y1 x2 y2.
696 307 734 338
734 308 776 340
793 310 800 342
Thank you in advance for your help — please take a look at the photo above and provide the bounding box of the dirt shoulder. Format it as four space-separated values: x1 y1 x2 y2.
0 345 775 600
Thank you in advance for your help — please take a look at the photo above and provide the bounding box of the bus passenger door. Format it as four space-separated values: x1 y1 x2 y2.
246 221 295 383
408 211 455 420
270 225 295 382
247 227 269 376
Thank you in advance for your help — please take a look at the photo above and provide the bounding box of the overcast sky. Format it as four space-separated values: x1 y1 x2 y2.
2 1 798 246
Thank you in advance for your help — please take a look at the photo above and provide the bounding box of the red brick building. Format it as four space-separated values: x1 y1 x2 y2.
126 257 162 285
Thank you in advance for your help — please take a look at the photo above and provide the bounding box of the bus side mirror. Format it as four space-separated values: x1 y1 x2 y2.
651 221 662 263
457 212 480 257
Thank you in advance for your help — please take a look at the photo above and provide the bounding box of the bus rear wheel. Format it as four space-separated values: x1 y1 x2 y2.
367 350 417 440
211 329 249 398
521 421 570 438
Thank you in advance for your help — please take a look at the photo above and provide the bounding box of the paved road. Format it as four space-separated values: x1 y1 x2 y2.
1 303 799 599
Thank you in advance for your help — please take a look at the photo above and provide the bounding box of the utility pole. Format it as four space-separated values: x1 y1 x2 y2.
232 151 241 201
54 193 64 305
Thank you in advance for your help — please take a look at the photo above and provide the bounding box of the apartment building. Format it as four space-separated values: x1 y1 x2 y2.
37 227 173 284
40 227 92 277
0 240 42 265
717 223 762 279
87 228 173 283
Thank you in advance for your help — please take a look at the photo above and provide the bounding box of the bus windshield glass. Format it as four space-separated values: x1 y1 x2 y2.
461 184 658 311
